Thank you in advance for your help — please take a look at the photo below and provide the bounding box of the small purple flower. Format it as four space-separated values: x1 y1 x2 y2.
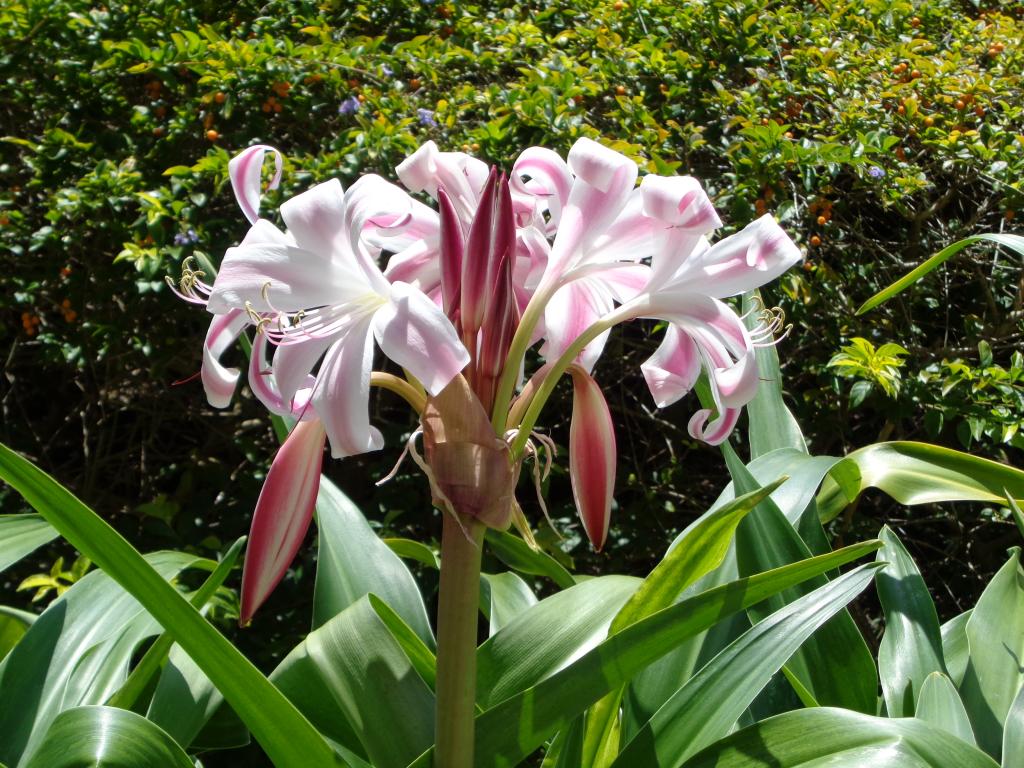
417 108 437 127
381 64 393 77
338 96 360 116
868 166 885 178
174 228 199 246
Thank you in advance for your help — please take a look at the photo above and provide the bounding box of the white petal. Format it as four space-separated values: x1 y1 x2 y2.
641 325 702 408
201 309 250 408
280 178 347 258
228 145 283 224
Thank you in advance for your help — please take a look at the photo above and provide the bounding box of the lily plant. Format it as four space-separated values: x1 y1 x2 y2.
172 137 802 767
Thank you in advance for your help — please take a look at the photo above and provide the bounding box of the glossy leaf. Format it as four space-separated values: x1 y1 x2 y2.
476 575 639 709
960 548 1024 759
681 707 999 768
614 563 880 767
467 541 881 768
915 672 976 746
875 526 946 717
313 476 434 648
24 706 193 768
857 233 1024 314
724 444 877 714
272 595 434 768
480 571 537 636
0 606 34 662
485 529 576 589
818 442 1024 523
0 442 342 768
384 537 440 570
0 515 58 573
941 609 973 688
1004 683 1024 768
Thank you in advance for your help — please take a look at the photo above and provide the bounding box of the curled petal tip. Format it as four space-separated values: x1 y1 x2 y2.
568 365 616 551
239 419 326 624
228 145 283 225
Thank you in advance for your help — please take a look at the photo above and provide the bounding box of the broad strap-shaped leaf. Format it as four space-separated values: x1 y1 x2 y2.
0 442 342 768
476 575 639 709
23 706 193 768
857 233 1024 314
941 609 973 688
960 548 1024 759
613 563 880 768
485 529 576 589
272 595 434 768
818 442 1024 523
0 514 58 573
741 290 807 459
0 550 204 767
0 607 34 663
915 671 976 746
314 476 434 647
1004 683 1024 768
875 526 946 717
480 572 537 636
681 707 999 768
467 541 880 768
724 444 877 714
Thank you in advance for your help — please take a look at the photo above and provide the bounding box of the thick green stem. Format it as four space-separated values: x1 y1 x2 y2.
435 512 485 768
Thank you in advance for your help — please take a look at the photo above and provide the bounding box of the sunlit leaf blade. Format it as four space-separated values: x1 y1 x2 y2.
485 529 576 589
0 549 204 766
480 572 537 636
856 233 1024 315
915 672 976 746
476 576 639 709
742 291 807 458
875 526 946 717
1004 683 1024 768
960 548 1024 760
466 541 881 768
941 609 973 688
314 476 434 647
0 442 341 768
724 444 877 714
680 707 999 768
23 706 193 768
272 595 435 768
818 442 1024 523
384 538 440 570
613 564 880 768
0 514 58 573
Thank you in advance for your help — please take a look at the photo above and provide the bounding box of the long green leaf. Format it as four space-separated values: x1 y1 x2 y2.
468 541 881 767
857 233 1024 314
0 606 34 662
1004 683 1024 768
915 672 976 746
23 706 193 768
724 444 877 714
0 514 58 573
480 572 537 636
742 291 807 458
818 442 1024 523
314 476 434 647
941 609 973 687
0 442 341 768
613 564 880 768
875 526 946 717
681 707 999 767
0 549 205 767
960 548 1024 759
273 595 435 768
485 529 576 589
476 575 639 709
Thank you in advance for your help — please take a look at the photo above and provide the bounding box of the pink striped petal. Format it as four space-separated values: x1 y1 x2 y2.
510 147 573 234
687 406 741 446
201 309 250 408
542 277 613 373
248 332 314 418
395 141 487 222
272 335 335 405
568 365 616 551
228 145 283 225
640 325 702 408
312 318 384 458
372 281 470 396
640 174 721 232
239 418 326 625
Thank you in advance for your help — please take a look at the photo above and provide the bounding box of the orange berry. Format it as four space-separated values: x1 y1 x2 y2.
659 83 668 94
994 42 1005 52
61 298 71 308
923 116 934 127
64 310 77 323
910 69 921 79
348 78 360 89
214 91 226 104
613 0 625 9
409 77 421 90
205 129 219 141
261 101 271 113
357 93 366 102
60 266 72 277
955 100 965 110
755 199 767 215
1006 210 1016 221
0 214 9 226
471 142 480 151
895 147 906 160
897 105 905 115
761 117 769 125
816 215 827 226
785 131 794 139
615 85 627 95
810 235 822 247
910 16 921 28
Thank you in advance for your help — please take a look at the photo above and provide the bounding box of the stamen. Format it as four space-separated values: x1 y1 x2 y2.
506 428 562 538
167 256 214 304
377 429 419 486
748 303 792 348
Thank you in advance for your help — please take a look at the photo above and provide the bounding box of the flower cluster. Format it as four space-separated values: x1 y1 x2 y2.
174 139 802 623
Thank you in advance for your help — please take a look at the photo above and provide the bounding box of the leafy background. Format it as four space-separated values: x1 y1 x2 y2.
1 0 1022 742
